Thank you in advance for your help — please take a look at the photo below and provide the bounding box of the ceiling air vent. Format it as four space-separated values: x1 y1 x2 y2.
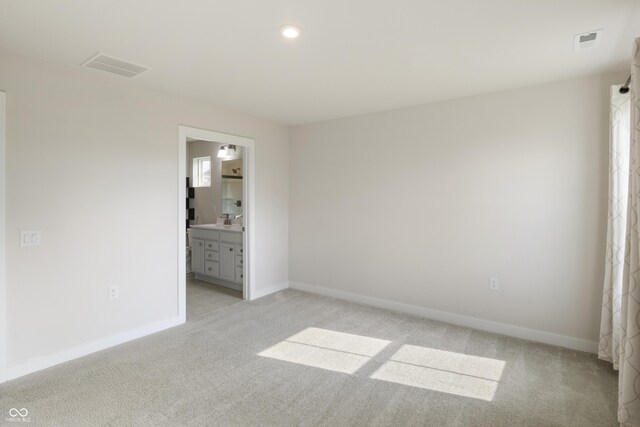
573 29 603 52
82 53 149 78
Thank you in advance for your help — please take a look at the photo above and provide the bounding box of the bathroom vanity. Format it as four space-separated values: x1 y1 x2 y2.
190 224 244 291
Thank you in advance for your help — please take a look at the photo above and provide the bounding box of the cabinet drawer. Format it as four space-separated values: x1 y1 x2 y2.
205 240 219 251
190 229 219 241
235 267 244 284
220 231 242 244
205 250 219 262
204 260 219 277
236 256 243 267
235 244 243 256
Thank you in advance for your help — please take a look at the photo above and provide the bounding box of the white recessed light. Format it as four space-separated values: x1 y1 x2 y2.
281 25 302 39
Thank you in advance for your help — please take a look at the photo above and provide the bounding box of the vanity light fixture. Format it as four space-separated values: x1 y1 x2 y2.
281 25 302 39
217 144 237 159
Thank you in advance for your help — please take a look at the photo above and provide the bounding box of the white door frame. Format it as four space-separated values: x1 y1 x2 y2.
177 125 256 321
0 91 7 383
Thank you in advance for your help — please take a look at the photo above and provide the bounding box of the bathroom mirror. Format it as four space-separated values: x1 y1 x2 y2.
221 159 243 217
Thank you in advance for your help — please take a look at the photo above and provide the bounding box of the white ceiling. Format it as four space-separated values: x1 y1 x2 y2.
0 0 638 125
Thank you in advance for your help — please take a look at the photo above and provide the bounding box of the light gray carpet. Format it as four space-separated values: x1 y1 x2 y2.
0 281 617 426
186 276 243 321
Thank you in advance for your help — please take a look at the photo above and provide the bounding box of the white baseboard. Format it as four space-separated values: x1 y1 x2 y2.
289 281 598 354
251 281 289 300
5 316 184 382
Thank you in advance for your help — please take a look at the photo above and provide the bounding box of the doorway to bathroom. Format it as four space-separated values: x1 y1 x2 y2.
186 139 244 315
177 126 255 323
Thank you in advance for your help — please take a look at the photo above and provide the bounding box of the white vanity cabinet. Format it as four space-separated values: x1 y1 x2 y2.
189 225 244 291
191 239 205 274
219 242 236 282
235 244 243 284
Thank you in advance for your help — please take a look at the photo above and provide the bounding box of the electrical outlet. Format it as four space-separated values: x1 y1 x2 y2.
489 277 500 291
108 285 119 300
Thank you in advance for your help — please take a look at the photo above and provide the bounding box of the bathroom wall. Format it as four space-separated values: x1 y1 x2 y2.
187 140 223 224
1 50 289 370
290 71 626 349
222 159 243 176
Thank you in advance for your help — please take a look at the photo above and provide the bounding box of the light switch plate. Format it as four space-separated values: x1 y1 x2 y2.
20 231 41 247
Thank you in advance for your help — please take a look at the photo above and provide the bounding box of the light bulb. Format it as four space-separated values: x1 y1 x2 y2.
281 25 302 39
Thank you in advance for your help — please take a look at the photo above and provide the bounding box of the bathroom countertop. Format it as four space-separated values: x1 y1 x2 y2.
190 224 243 233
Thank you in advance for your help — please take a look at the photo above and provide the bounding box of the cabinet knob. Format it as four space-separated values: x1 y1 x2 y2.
229 248 233 252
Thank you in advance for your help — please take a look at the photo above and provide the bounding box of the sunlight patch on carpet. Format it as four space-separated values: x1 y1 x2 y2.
258 327 391 374
370 345 505 401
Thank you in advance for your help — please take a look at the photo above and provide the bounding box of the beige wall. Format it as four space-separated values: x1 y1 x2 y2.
290 72 626 344
0 51 289 367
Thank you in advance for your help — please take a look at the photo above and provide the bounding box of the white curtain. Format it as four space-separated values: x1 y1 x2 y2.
611 38 640 427
599 86 631 367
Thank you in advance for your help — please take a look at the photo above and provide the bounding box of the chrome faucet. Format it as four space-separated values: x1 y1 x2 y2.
234 215 243 219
